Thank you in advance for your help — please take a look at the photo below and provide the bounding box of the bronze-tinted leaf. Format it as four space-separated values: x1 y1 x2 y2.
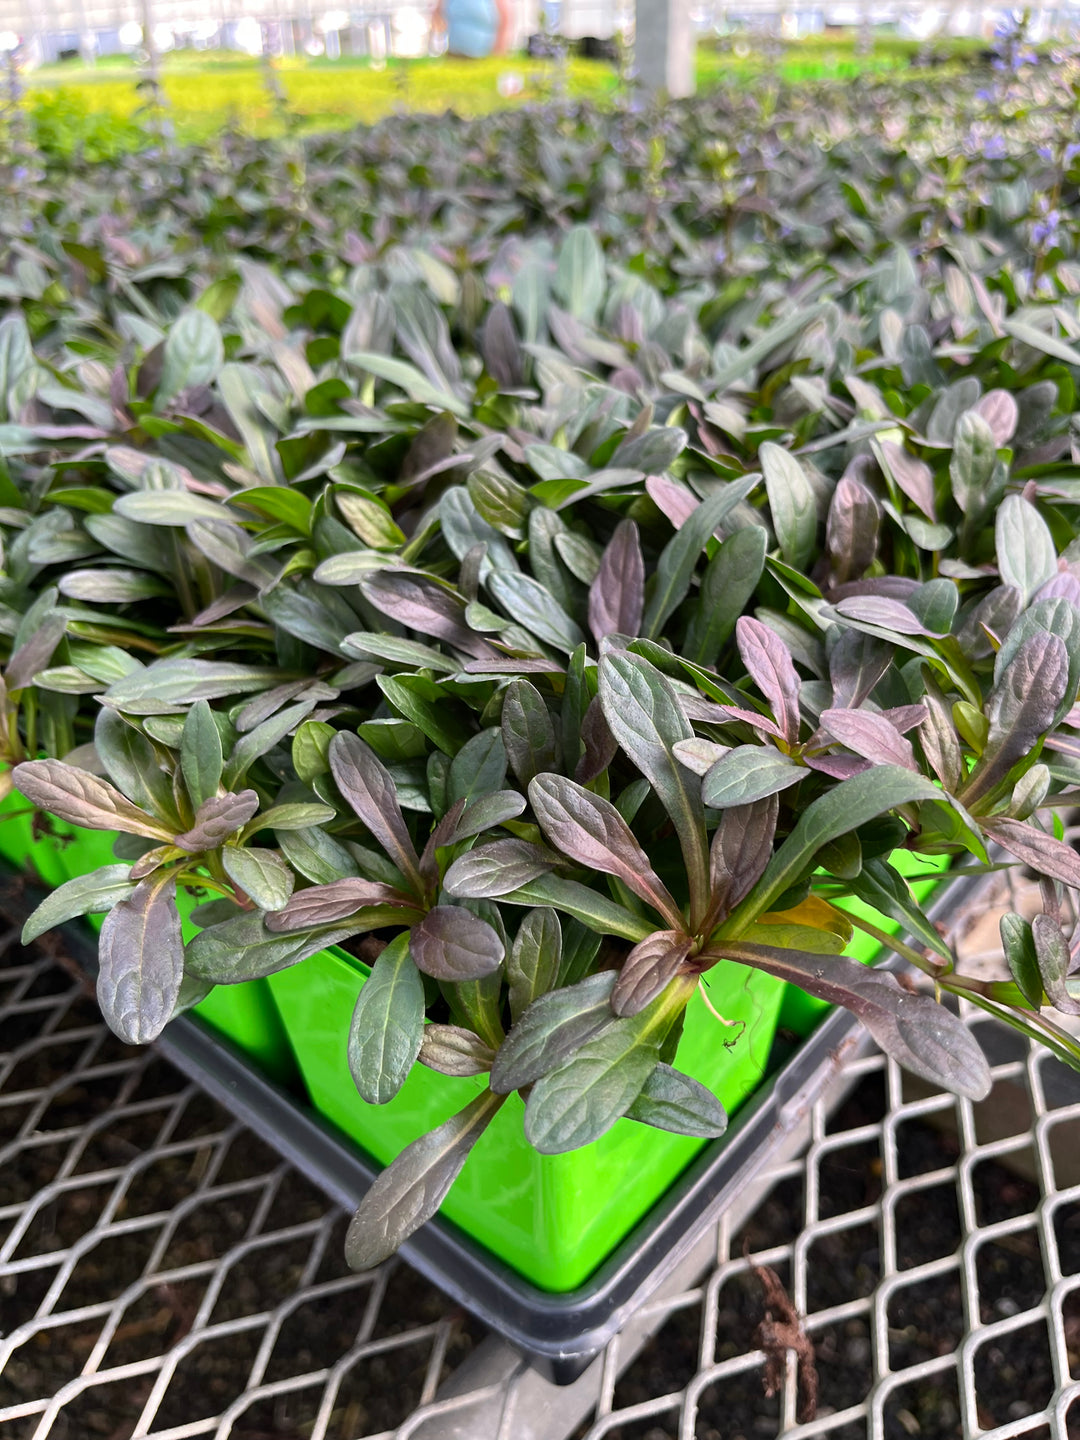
175 790 260 852
1032 913 1080 1016
820 708 916 771
442 839 557 898
409 905 504 981
501 678 561 788
828 629 892 709
735 616 801 746
826 475 881 586
97 870 184 1045
717 943 991 1100
267 877 418 931
963 633 1068 805
589 519 644 643
529 772 684 929
612 930 692 1016
985 817 1080 890
329 731 423 893
418 1024 496 1077
345 1090 505 1269
709 795 779 919
13 759 173 842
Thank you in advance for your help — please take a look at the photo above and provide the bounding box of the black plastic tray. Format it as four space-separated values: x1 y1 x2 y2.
0 864 988 1384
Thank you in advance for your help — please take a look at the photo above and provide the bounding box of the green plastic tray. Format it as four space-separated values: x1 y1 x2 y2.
0 786 298 1089
267 945 785 1293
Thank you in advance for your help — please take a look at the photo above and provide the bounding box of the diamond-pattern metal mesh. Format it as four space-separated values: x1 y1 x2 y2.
1 870 1080 1439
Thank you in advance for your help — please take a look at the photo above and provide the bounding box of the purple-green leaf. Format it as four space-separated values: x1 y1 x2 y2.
1032 914 1080 1017
345 1089 506 1269
963 633 1068 805
820 708 917 771
709 796 779 920
589 519 644 643
13 759 173 841
612 930 692 1016
735 616 801 746
701 746 802 809
489 971 617 1094
501 679 561 788
443 839 557 899
409 905 504 981
507 907 562 1022
329 731 423 893
266 877 418 931
826 475 881 586
175 790 260 852
986 817 1080 890
718 942 991 1100
625 1064 728 1137
599 651 709 923
529 772 684 928
97 870 184 1045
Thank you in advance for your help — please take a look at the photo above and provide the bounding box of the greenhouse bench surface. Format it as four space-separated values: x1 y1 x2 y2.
1 885 1080 1439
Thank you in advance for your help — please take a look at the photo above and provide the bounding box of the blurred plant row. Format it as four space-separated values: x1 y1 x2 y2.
4 57 1080 1258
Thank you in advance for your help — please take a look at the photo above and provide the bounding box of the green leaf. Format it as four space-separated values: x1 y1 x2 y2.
156 310 224 410
347 933 425 1104
21 865 138 945
554 225 606 325
345 1089 505 1269
995 495 1057 605
507 907 562 1023
501 872 654 941
625 1064 728 1137
1003 317 1080 367
112 490 227 527
489 970 618 1093
97 870 184 1045
377 675 471 756
345 350 468 417
277 825 361 885
180 700 223 811
448 730 507 806
949 411 997 516
643 474 762 639
487 570 585 652
683 525 768 667
104 661 286 713
702 746 802 809
760 443 816 571
1000 913 1043 1009
186 910 373 982
502 679 561 787
94 709 176 823
725 767 941 934
223 701 314 789
598 652 709 923
523 982 685 1153
222 846 295 911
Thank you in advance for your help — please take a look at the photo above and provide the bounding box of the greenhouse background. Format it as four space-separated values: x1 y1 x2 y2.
3 0 1080 68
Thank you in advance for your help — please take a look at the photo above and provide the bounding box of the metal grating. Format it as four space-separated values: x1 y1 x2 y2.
0 875 1079 1438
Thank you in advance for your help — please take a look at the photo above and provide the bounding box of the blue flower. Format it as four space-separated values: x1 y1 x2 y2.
983 134 1007 159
